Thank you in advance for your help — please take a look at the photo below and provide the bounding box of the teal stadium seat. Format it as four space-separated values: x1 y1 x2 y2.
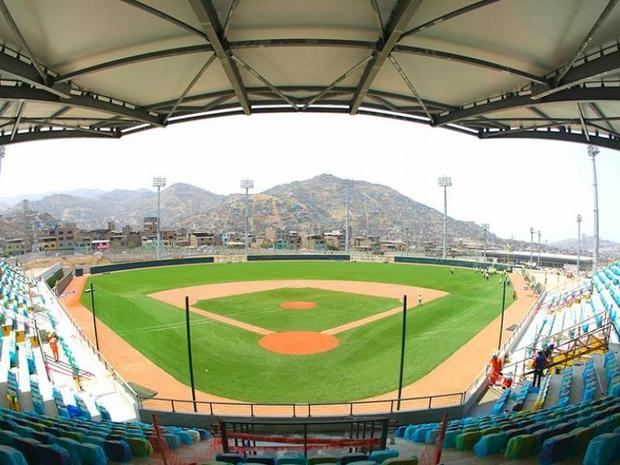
583 432 620 465
0 446 27 465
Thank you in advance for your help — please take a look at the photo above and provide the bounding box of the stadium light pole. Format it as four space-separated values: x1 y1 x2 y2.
537 230 542 268
588 145 600 272
344 183 350 254
437 177 452 259
529 227 535 268
185 296 197 412
84 283 100 352
240 179 254 257
482 224 490 262
576 214 582 281
152 177 166 260
396 295 408 410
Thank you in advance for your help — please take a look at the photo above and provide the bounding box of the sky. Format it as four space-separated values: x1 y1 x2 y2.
1 113 618 244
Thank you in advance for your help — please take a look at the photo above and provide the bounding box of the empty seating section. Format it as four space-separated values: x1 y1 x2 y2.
0 406 209 463
398 390 620 463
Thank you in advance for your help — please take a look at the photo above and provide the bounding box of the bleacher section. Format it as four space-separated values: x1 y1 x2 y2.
0 260 214 464
397 351 620 464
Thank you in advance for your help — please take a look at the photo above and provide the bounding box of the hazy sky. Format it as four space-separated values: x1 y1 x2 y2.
1 113 618 243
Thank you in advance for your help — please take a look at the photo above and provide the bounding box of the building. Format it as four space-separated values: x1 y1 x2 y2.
189 232 220 248
51 222 80 250
143 217 158 240
2 238 26 256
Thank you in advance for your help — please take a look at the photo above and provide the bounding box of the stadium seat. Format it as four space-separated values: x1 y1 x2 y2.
246 455 276 465
539 432 576 465
215 453 245 464
382 458 417 465
504 434 537 459
455 431 481 450
339 453 368 465
103 440 131 463
307 456 338 465
583 432 620 465
127 437 152 457
0 431 19 447
35 443 72 465
0 445 27 465
368 449 398 463
473 432 508 456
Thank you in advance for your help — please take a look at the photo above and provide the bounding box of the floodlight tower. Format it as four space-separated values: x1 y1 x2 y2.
437 176 452 259
587 144 600 272
537 230 542 268
529 227 535 267
481 223 490 262
0 146 5 176
344 183 350 254
152 176 166 260
576 214 582 280
240 179 254 256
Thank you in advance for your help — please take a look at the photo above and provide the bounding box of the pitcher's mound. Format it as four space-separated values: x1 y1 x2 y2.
259 331 339 355
279 301 317 310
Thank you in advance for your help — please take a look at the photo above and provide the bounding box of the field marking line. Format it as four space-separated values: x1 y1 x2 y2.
149 280 448 336
188 305 273 335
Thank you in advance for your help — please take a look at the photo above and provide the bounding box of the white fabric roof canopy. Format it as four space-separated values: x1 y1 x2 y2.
0 0 617 149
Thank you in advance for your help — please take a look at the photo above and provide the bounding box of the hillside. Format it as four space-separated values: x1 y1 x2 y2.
4 174 500 244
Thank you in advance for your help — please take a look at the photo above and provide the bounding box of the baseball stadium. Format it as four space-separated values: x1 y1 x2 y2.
0 2 618 465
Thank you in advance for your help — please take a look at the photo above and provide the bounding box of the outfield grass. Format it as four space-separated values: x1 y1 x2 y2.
82 262 514 403
194 287 402 331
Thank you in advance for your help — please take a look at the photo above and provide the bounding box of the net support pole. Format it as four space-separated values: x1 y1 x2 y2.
185 296 197 412
497 277 507 350
89 282 100 352
397 295 408 410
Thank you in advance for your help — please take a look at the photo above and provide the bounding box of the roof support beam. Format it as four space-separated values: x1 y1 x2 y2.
303 55 373 110
393 45 546 84
388 54 433 121
434 87 620 126
231 55 298 110
555 0 619 84
589 102 617 135
532 42 620 99
0 0 47 82
10 100 24 141
55 45 212 83
577 102 592 142
479 128 619 151
399 0 502 39
350 0 424 114
0 86 163 126
27 119 118 137
222 0 239 37
118 0 210 40
189 0 251 114
0 129 115 145
165 53 216 122
0 48 70 98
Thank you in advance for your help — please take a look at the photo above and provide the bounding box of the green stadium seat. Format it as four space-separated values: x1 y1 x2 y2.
307 456 338 465
369 449 398 463
504 434 537 459
583 433 620 465
455 431 481 450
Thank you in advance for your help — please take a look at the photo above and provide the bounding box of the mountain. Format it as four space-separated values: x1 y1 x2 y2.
550 236 620 255
178 174 499 243
2 175 499 243
16 183 225 230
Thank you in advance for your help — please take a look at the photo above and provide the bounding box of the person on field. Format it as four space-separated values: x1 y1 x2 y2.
450 267 454 275
417 294 422 306
533 350 547 388
48 332 59 362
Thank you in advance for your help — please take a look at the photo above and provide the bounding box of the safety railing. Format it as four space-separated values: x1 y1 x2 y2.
140 392 465 418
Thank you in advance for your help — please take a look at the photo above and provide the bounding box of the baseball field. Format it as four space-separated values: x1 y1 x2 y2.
79 261 512 403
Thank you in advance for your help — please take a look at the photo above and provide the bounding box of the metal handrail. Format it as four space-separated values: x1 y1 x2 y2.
141 391 466 417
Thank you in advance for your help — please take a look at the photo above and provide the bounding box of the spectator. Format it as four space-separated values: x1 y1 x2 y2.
48 332 60 362
533 350 546 388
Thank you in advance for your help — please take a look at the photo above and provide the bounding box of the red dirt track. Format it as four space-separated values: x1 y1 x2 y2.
60 272 536 415
279 301 317 310
259 331 340 355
